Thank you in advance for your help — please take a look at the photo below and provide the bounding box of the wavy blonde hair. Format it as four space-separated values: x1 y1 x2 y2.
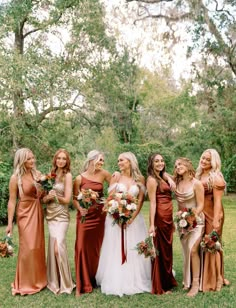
195 149 225 188
82 150 104 172
173 157 195 186
119 152 143 184
13 148 37 195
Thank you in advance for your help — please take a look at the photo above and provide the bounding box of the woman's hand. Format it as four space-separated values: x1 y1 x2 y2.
48 189 57 200
6 223 13 236
149 225 156 237
212 218 220 231
79 207 88 216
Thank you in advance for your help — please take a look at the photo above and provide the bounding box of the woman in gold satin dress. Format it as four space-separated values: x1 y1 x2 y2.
43 149 75 294
6 148 47 295
73 150 111 297
196 149 230 291
174 158 205 297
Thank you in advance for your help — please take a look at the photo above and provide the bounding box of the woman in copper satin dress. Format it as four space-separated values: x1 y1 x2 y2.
147 153 177 295
43 149 75 294
73 150 111 296
6 148 47 295
196 149 230 291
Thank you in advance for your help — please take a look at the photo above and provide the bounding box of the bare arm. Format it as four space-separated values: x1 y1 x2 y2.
212 176 225 230
57 173 72 204
147 176 158 235
128 176 146 224
6 175 18 235
194 179 204 215
72 175 87 216
104 170 112 185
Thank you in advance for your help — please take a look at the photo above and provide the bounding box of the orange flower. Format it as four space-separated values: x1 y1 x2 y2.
0 242 8 257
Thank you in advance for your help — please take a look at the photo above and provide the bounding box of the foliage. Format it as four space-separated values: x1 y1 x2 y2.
0 162 12 225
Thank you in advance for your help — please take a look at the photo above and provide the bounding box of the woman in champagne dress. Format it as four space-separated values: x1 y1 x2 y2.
43 149 75 294
147 152 177 295
96 152 151 296
73 150 111 296
196 149 229 291
174 157 205 297
6 148 47 295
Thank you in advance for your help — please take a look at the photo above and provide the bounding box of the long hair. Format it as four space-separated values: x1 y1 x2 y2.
147 152 166 190
82 150 104 172
173 157 195 186
195 149 225 188
51 149 71 177
13 148 36 195
119 152 143 183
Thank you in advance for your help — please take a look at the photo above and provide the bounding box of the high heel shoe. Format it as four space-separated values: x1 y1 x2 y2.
187 278 199 297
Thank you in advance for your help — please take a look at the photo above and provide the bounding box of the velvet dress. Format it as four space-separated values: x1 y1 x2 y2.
12 177 47 295
201 181 225 291
74 176 106 295
152 181 177 294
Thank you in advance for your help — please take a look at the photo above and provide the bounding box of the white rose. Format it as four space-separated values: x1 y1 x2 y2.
121 200 127 206
179 219 188 228
130 203 137 210
7 244 13 254
77 193 83 200
126 204 132 210
40 175 47 181
215 241 221 251
110 200 119 209
181 212 188 218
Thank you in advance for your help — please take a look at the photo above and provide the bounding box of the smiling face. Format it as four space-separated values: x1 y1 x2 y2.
94 155 104 171
118 155 130 172
153 154 165 173
56 152 67 169
200 151 212 171
24 151 35 170
174 159 188 176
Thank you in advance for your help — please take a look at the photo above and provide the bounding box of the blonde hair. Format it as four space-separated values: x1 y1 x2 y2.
196 149 225 188
82 150 104 172
13 148 37 195
173 157 195 186
119 152 143 183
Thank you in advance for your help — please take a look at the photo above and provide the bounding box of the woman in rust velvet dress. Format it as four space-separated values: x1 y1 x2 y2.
147 153 177 295
196 149 230 292
73 150 111 296
6 148 47 295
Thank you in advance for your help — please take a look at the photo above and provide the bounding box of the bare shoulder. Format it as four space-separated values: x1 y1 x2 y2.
147 176 157 186
65 172 72 181
214 173 225 186
9 174 17 184
193 178 204 190
139 175 145 185
74 174 82 183
102 169 111 178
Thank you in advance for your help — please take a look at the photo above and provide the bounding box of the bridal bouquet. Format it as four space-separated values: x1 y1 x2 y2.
135 235 158 260
103 192 137 225
77 189 99 223
200 230 222 254
0 234 14 258
175 208 197 239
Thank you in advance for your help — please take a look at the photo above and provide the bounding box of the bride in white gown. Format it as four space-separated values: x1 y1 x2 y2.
96 152 151 296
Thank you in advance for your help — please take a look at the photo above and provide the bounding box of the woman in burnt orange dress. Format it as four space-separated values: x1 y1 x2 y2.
73 150 111 296
147 153 177 295
6 148 47 295
196 149 230 291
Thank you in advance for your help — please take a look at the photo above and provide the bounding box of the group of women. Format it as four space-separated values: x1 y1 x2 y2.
6 147 229 298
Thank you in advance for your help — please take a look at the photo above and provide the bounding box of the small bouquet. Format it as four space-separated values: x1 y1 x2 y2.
200 230 222 254
37 173 57 192
175 208 197 239
103 192 137 225
135 235 159 260
0 234 14 258
77 189 99 223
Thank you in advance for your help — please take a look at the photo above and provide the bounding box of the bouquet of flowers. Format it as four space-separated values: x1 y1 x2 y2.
0 234 14 258
175 208 197 239
135 235 159 260
77 189 99 223
37 173 57 192
103 192 137 225
200 230 222 254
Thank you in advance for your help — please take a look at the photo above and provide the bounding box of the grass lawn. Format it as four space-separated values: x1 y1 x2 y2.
0 194 235 307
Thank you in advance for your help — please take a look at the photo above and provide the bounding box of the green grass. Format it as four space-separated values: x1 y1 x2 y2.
0 195 235 307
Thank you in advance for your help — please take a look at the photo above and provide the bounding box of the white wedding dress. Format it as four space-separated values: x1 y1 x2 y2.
96 183 151 296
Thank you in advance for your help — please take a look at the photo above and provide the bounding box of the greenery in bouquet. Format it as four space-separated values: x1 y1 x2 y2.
135 235 159 260
77 189 99 223
175 208 197 239
0 234 14 257
103 192 137 225
200 230 222 254
37 173 57 192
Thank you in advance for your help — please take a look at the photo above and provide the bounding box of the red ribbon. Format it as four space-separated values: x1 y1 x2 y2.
121 223 126 264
